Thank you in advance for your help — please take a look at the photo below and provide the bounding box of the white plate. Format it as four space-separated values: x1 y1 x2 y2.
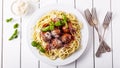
26 4 89 66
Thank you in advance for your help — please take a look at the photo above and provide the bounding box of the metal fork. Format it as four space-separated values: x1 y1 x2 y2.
96 11 112 57
84 8 112 57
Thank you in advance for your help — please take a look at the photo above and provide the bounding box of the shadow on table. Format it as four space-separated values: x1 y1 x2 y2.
77 11 94 62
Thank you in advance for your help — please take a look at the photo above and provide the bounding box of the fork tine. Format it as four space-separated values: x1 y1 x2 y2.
92 8 98 25
103 12 112 29
84 9 94 26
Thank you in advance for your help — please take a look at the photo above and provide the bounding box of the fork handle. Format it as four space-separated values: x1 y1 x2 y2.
95 26 111 57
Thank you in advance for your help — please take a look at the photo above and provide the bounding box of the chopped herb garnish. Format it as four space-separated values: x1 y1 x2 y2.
6 18 13 23
62 14 67 21
9 29 19 40
41 26 50 32
31 41 45 53
14 23 19 29
41 14 68 32
50 21 54 26
31 41 39 47
62 14 68 28
41 24 55 32
49 22 55 31
55 20 62 26
38 45 45 53
49 25 54 31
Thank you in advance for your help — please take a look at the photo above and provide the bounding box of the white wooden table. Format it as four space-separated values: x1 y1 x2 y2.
0 0 120 68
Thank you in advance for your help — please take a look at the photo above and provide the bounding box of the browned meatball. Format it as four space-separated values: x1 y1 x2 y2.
51 29 61 38
61 33 72 43
40 32 52 42
68 23 76 34
45 43 51 51
62 26 70 33
51 38 63 49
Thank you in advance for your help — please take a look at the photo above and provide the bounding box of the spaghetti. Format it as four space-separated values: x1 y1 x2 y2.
32 10 82 60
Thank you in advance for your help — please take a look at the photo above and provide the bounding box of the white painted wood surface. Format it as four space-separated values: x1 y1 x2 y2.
1 0 120 68
93 0 113 68
2 0 20 68
76 0 94 68
0 0 2 68
21 2 39 68
112 0 120 68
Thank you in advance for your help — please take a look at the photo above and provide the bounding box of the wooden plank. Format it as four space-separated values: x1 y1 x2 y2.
21 18 38 68
40 62 57 68
0 0 2 68
58 63 75 68
0 0 1 18
57 0 75 68
112 0 120 67
76 0 94 68
3 0 20 68
93 0 113 68
39 0 57 68
58 0 74 8
40 0 57 8
21 2 39 68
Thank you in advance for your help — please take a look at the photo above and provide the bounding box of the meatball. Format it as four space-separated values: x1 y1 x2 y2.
41 32 52 42
68 23 76 34
51 38 63 49
61 33 72 43
62 26 70 33
45 43 51 51
51 29 61 38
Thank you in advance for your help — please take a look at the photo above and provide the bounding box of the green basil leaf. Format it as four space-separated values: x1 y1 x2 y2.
39 46 45 53
49 25 54 31
61 14 68 28
62 14 67 21
31 41 45 53
6 18 13 23
41 26 50 32
50 21 54 26
31 41 39 47
55 20 62 26
14 23 19 29
9 29 18 40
